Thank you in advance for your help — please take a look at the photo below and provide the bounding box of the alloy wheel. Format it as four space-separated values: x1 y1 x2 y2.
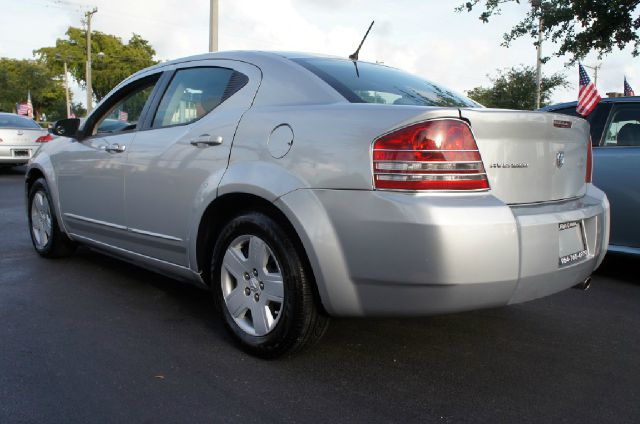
31 191 52 249
220 235 285 336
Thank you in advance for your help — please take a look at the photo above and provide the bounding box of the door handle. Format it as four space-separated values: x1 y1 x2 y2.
190 134 223 147
105 143 126 153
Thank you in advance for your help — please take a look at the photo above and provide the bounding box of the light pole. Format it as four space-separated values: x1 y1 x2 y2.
85 7 98 113
209 0 219 52
531 0 544 109
583 63 602 87
55 54 72 118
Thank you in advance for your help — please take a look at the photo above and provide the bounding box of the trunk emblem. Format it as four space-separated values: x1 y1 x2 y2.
554 120 572 128
556 151 565 168
17 130 24 136
489 162 529 169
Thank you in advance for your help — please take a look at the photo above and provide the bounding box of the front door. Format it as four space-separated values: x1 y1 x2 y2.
55 74 161 246
124 60 261 266
594 102 640 249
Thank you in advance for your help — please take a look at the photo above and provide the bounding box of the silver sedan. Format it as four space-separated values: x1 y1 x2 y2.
0 113 51 167
26 51 609 357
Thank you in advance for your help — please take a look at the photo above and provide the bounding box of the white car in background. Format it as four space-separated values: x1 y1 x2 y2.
0 113 51 167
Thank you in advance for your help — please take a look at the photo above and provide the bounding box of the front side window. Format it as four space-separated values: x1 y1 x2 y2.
292 58 480 108
92 77 158 135
152 67 237 128
602 105 640 147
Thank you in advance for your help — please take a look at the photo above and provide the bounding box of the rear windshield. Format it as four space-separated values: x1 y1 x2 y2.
0 114 41 129
292 58 480 108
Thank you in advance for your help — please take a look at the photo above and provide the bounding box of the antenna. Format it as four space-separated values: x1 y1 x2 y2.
349 21 374 61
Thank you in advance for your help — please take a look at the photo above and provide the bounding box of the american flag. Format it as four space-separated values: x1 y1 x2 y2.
17 103 29 116
577 64 601 117
118 110 128 122
624 76 635 96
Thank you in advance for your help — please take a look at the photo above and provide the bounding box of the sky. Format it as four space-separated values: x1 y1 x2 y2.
2 0 640 108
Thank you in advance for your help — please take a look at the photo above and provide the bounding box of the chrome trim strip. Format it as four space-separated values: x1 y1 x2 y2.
64 213 183 242
69 232 192 271
509 195 583 207
129 227 183 242
64 213 127 230
375 172 488 178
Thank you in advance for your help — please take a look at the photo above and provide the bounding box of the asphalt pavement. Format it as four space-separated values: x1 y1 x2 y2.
1 166 639 423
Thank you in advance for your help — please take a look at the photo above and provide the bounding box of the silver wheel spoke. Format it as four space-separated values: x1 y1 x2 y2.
36 192 44 209
252 304 271 336
248 236 268 270
222 247 247 281
262 273 284 300
225 287 248 318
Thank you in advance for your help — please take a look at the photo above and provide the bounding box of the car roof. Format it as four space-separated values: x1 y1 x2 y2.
541 96 640 111
106 50 375 110
125 50 379 82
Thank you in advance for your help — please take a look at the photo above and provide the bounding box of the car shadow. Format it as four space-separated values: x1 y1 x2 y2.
595 252 638 283
70 246 227 336
0 165 26 175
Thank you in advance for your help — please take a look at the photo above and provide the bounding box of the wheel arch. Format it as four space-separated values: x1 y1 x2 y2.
25 166 49 217
194 192 325 312
25 166 46 195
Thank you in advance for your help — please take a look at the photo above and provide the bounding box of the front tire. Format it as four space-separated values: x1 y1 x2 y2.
211 212 329 358
28 178 76 258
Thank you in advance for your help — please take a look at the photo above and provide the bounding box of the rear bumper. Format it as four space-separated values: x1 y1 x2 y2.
276 185 609 316
0 144 39 164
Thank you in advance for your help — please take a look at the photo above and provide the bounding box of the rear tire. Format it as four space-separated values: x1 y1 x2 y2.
210 212 329 358
28 178 76 258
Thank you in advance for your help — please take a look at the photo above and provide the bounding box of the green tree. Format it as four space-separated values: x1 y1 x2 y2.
457 0 640 62
0 58 65 120
35 27 157 102
466 65 569 109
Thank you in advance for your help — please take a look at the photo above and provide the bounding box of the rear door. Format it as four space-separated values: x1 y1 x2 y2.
55 73 162 245
593 102 640 249
123 60 260 266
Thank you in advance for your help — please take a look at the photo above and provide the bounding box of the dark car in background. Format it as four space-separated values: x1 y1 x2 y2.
541 97 640 255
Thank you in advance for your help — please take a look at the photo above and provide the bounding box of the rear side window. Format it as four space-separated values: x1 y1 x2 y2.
292 58 480 108
0 114 41 129
152 67 246 128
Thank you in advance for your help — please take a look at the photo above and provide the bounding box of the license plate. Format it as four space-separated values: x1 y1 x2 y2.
12 149 30 157
559 221 587 267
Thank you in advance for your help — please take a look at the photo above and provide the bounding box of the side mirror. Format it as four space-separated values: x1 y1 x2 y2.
52 118 81 138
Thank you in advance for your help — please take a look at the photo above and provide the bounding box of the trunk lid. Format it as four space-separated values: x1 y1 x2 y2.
0 128 47 146
460 108 589 204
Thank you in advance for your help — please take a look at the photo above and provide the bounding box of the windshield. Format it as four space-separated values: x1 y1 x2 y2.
292 58 480 108
0 114 41 129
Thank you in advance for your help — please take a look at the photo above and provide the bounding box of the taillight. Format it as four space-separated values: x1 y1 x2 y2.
35 134 53 143
373 119 489 191
586 136 593 183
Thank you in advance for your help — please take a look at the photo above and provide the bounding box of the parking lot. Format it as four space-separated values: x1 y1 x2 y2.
1 166 639 423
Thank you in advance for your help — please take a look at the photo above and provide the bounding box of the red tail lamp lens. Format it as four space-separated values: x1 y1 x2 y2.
373 120 489 191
